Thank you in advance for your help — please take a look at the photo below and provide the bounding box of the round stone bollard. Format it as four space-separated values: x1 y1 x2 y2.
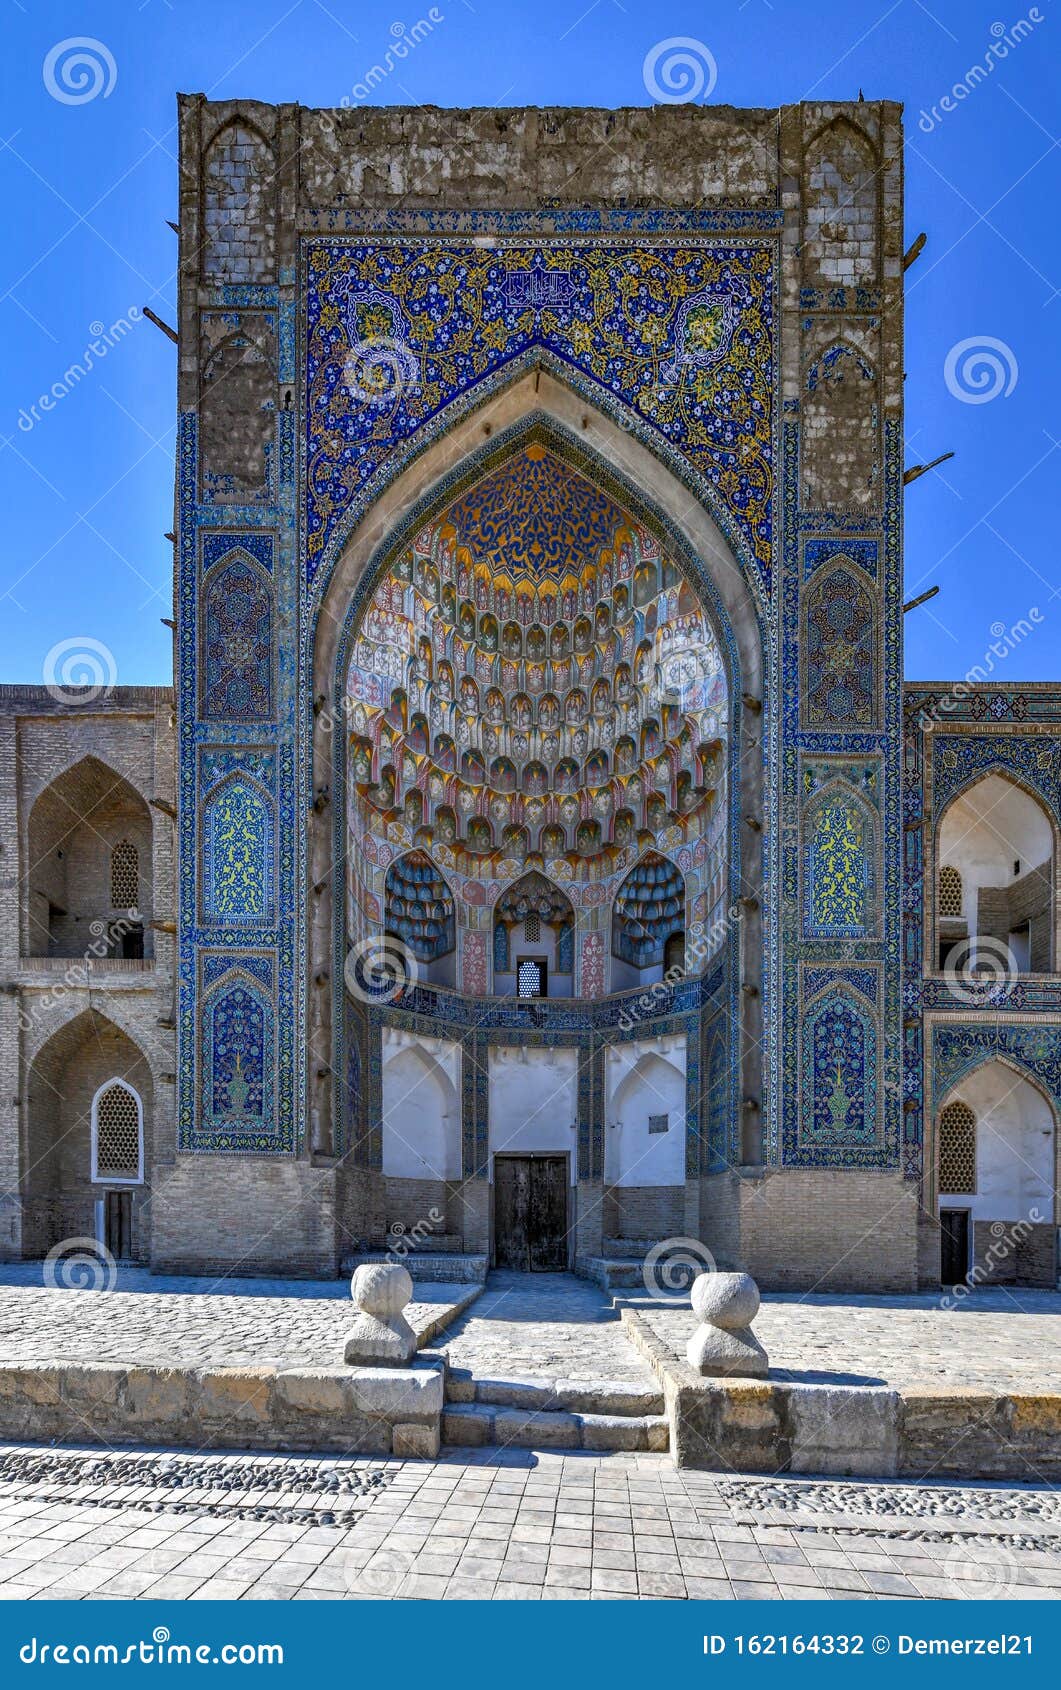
685 1270 769 1378
343 1262 417 1366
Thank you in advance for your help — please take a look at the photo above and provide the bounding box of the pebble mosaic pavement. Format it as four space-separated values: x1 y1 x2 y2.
0 1444 1058 1601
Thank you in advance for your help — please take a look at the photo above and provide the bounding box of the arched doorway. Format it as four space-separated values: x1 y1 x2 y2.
24 1009 153 1263
935 1060 1057 1287
25 757 153 961
935 774 1055 976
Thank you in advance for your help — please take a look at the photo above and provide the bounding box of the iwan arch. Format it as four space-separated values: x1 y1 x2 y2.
0 98 1057 1293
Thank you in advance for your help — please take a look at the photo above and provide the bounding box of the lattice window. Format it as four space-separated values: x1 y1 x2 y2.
93 1082 142 1182
939 1100 976 1195
110 839 139 911
517 958 545 998
939 865 963 919
524 912 541 943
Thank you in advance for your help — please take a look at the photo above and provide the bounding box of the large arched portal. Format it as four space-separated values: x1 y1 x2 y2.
313 392 765 1265
343 439 730 976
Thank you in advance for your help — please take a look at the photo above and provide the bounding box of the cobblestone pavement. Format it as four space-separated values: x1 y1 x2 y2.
0 1442 1058 1600
634 1287 1061 1393
0 1268 477 1369
436 1272 657 1385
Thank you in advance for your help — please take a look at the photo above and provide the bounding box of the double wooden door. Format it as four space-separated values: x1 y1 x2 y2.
494 1155 568 1271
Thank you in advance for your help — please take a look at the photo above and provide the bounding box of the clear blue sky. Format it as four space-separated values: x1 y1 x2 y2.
1 0 1058 686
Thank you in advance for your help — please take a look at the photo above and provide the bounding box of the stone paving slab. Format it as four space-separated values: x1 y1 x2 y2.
435 1272 657 1387
0 1269 479 1370
0 1439 1058 1601
634 1286 1061 1394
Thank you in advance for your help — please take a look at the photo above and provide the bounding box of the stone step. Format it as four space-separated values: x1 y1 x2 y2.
441 1402 670 1453
444 1370 664 1416
346 1252 488 1285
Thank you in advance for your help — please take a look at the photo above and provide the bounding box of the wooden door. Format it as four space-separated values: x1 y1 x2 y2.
940 1208 969 1286
104 1191 132 1262
494 1157 531 1269
528 1156 567 1270
494 1156 568 1270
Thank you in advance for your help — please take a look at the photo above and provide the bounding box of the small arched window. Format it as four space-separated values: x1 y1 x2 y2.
110 839 139 911
91 1080 144 1184
939 865 963 919
938 1100 976 1195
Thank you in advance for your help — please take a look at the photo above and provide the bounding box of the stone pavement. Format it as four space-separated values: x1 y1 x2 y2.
0 1441 1058 1600
633 1287 1061 1393
0 1266 478 1369
435 1271 656 1384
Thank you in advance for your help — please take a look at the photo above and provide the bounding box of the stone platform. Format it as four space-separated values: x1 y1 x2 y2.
623 1286 1061 1483
0 1266 481 1459
0 1266 480 1368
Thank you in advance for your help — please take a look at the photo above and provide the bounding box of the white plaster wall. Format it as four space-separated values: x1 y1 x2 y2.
381 1026 461 1181
939 775 1053 932
939 1062 1055 1225
488 1045 578 1180
493 920 572 997
605 1035 687 1187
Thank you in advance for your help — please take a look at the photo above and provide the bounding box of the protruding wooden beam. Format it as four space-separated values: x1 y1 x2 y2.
903 232 927 271
142 306 177 344
903 586 940 615
904 451 954 486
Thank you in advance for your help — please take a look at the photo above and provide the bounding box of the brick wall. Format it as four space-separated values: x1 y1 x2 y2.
737 1169 920 1292
152 1158 338 1277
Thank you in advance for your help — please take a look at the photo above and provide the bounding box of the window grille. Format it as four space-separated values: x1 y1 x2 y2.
939 1100 976 1195
94 1083 142 1181
517 958 545 998
111 839 139 911
524 912 541 943
938 865 963 919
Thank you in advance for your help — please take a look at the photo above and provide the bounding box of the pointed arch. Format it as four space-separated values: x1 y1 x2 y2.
800 982 879 1148
802 777 880 939
201 119 275 282
201 967 275 1138
200 771 276 926
24 1008 153 1260
24 755 153 959
935 770 1055 974
201 546 274 720
313 372 767 1159
803 115 879 289
803 555 877 727
91 1078 144 1185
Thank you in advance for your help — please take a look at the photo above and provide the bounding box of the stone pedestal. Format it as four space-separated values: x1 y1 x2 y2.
686 1270 769 1378
343 1262 417 1365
